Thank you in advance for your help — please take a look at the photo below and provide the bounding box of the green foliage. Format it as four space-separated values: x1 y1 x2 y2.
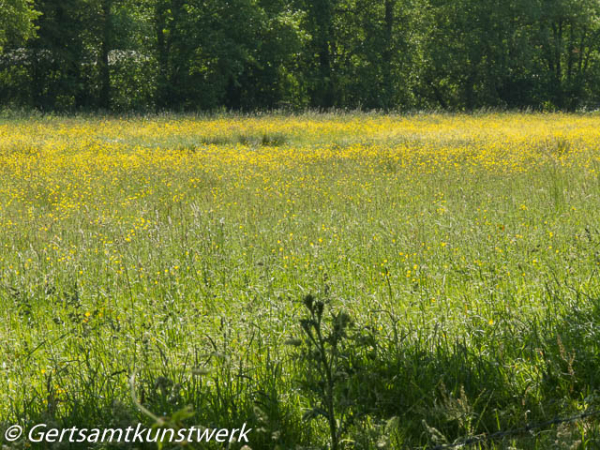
2 0 600 110
0 0 39 53
292 294 353 450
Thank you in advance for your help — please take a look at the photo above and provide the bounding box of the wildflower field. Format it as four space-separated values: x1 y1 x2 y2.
1 113 600 449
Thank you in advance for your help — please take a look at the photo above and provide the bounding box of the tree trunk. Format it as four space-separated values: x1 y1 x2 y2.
313 0 335 108
382 0 395 110
99 0 112 109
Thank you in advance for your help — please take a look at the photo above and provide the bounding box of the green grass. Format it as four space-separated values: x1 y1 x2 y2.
0 113 599 449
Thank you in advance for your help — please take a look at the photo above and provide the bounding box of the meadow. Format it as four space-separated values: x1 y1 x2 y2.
0 112 599 449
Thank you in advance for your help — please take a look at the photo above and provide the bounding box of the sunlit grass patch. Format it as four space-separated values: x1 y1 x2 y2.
0 113 600 449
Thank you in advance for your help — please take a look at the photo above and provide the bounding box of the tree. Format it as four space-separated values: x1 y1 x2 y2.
536 0 600 109
297 0 338 108
98 0 113 109
0 0 39 53
3 0 600 111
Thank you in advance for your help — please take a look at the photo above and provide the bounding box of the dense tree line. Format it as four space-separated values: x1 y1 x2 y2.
1 0 600 111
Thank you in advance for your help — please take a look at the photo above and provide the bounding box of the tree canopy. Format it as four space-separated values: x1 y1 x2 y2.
0 0 39 52
1 0 600 111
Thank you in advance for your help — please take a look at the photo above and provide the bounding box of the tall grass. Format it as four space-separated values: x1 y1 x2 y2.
0 113 599 449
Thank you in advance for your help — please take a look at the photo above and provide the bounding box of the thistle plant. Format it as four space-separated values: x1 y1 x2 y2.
292 294 353 450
